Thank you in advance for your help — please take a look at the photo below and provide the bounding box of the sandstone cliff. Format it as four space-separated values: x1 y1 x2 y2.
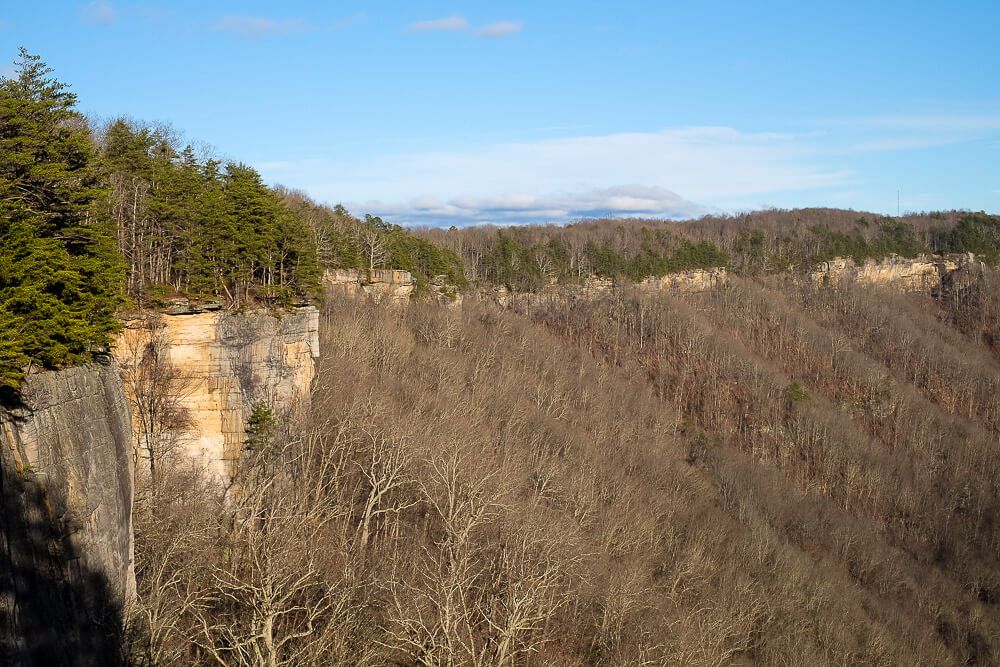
583 267 728 296
809 253 982 291
324 268 415 304
115 306 320 480
637 267 729 292
0 306 322 664
323 268 463 306
485 267 728 309
0 362 134 666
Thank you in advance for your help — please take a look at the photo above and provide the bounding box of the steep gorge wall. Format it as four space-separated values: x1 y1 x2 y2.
0 307 321 663
323 268 463 306
585 268 728 296
0 363 134 666
115 306 320 479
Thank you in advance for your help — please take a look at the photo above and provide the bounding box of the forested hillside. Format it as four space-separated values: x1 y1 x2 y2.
416 209 1000 289
132 275 1000 664
125 207 1000 664
0 49 462 389
5 46 1000 666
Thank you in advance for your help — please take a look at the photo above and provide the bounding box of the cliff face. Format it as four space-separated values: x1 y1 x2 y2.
486 267 728 308
0 306 321 663
637 267 728 292
582 268 728 296
0 362 134 666
324 268 415 304
809 254 980 291
115 306 320 479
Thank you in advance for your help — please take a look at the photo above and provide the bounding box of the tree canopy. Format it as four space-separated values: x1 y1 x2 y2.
0 48 122 389
1 50 466 389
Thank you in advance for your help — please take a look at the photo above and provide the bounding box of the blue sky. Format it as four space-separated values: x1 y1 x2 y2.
2 1 998 226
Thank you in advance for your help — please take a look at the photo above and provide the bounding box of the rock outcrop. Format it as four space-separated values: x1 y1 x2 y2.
114 307 320 480
809 253 980 292
483 267 728 311
637 267 728 293
936 253 988 298
1 307 322 663
1 362 134 666
324 268 415 304
581 268 727 296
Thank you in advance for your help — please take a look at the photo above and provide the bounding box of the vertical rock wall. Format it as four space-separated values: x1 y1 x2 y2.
0 306 320 664
637 267 729 292
808 254 981 291
115 306 320 480
0 362 134 666
323 268 415 304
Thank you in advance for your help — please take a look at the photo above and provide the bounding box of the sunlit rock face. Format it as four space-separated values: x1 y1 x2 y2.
324 268 415 304
578 268 728 296
114 307 320 480
482 267 729 310
637 267 729 292
809 254 981 292
0 363 134 665
0 307 322 662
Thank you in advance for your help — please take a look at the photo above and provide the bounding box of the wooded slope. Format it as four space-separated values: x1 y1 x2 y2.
132 275 1000 665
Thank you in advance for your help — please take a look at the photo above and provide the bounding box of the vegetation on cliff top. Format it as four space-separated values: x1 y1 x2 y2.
417 208 1000 288
0 49 122 389
0 50 464 389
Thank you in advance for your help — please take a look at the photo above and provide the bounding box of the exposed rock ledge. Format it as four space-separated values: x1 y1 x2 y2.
324 268 415 304
809 253 983 292
1 306 321 663
486 267 728 308
585 267 728 295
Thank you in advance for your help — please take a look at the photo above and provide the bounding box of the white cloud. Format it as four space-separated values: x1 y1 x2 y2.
81 0 116 26
853 114 1000 131
213 15 307 38
406 16 468 32
283 126 849 225
406 17 524 38
477 21 523 37
257 114 999 225
360 186 709 225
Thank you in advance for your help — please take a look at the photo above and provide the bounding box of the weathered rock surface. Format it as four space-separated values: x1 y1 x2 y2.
114 306 320 480
324 268 415 304
1 362 134 666
637 267 729 293
485 267 728 309
1 307 321 663
809 253 981 292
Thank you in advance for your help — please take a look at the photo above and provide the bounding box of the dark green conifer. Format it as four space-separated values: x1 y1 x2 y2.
0 49 123 388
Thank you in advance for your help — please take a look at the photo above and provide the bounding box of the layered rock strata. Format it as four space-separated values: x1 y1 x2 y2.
324 268 415 304
114 307 319 480
809 253 981 291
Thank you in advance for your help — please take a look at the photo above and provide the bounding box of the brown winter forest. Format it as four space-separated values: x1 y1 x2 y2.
130 209 1000 665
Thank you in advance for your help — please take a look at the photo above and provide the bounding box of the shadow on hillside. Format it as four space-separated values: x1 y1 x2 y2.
0 436 124 667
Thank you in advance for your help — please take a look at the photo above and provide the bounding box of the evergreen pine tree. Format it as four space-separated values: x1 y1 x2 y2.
0 49 123 389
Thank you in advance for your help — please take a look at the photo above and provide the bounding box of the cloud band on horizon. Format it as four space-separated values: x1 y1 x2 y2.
254 115 999 227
